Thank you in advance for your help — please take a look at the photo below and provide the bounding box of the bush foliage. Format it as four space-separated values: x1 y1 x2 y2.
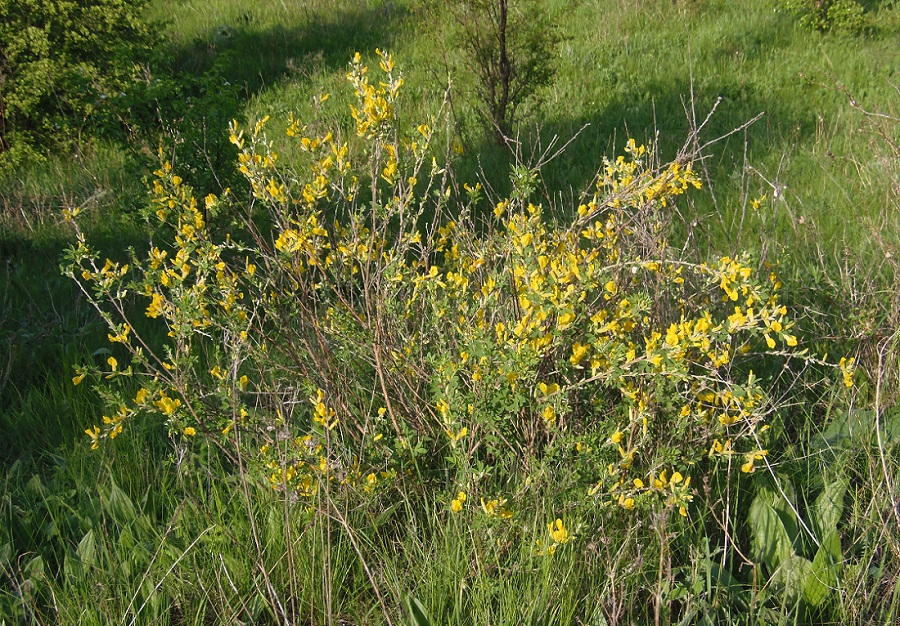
0 0 158 172
777 0 868 32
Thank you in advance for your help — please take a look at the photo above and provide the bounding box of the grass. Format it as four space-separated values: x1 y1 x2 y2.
2 0 900 624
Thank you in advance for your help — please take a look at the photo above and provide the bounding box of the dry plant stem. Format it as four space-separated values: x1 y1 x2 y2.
324 492 396 626
282 449 298 623
235 425 289 625
654 513 666 626
219 553 254 620
801 73 900 157
126 523 213 626
875 333 900 547
374 336 403 438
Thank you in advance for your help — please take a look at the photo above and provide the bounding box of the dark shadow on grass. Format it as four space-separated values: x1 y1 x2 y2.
168 3 411 95
447 4 830 242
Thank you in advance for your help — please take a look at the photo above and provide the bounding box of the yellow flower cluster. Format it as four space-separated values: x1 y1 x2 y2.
347 49 402 140
536 518 574 555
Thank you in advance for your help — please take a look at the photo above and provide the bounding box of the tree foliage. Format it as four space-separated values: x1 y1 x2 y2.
447 0 563 142
0 0 158 171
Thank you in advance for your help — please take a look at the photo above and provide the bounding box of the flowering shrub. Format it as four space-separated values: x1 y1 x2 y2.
63 50 851 544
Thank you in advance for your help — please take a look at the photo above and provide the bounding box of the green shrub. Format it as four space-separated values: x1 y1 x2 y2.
777 0 868 32
115 53 245 196
0 0 158 172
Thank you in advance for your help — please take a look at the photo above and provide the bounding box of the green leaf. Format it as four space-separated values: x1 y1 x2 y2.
102 481 137 526
809 528 843 608
773 554 815 607
24 555 44 579
803 550 833 609
404 595 431 626
748 481 798 571
76 528 96 566
812 477 847 538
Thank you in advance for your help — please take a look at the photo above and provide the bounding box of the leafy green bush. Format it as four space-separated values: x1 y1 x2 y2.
777 0 868 32
0 0 158 172
115 53 245 195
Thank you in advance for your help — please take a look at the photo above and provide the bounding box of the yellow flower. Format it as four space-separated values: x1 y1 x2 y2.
107 324 130 344
85 425 101 450
445 426 468 444
481 497 511 518
557 311 576 330
538 382 560 396
542 405 556 422
107 356 118 371
570 342 589 366
450 491 467 513
146 293 165 319
481 498 499 515
840 357 855 387
548 518 572 544
183 427 196 437
153 394 181 416
652 470 668 489
72 372 86 386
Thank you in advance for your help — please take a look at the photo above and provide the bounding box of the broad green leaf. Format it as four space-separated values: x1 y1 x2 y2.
63 553 85 580
812 477 847 538
103 481 137 525
749 481 799 570
76 528 96 566
803 549 834 609
773 554 815 607
404 595 431 626
24 555 44 579
810 528 843 606
813 409 900 450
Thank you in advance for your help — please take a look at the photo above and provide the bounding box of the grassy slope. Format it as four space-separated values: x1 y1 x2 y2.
1 0 899 624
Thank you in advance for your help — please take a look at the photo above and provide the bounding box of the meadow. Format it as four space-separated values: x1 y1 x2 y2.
1 0 899 624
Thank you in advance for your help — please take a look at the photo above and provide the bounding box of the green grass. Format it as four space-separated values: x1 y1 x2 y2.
2 0 900 624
